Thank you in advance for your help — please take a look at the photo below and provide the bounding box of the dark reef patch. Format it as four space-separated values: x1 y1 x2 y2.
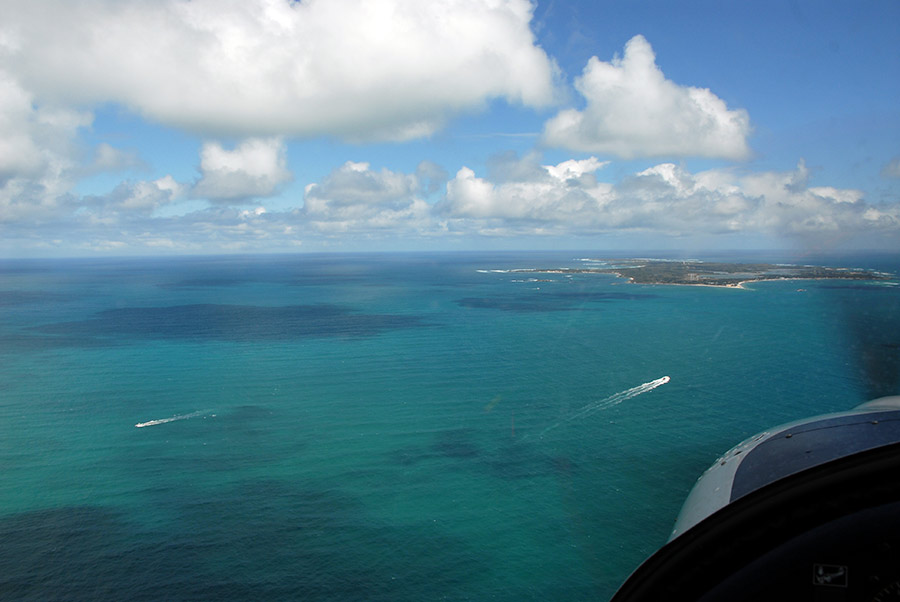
837 288 900 399
486 442 561 480
0 506 202 601
457 296 573 312
431 429 481 459
546 291 659 302
0 479 485 602
389 431 563 481
0 290 74 306
29 303 431 344
157 278 248 289
457 290 658 312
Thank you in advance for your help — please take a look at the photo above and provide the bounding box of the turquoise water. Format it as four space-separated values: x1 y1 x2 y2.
1 251 897 600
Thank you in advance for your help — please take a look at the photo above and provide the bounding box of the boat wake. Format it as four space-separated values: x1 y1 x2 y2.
539 376 670 437
135 410 208 428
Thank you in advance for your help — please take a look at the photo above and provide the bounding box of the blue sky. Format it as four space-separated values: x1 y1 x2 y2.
1 0 898 256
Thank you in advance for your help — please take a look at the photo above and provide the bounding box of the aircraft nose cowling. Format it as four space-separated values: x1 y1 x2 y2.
672 395 900 539
613 396 900 602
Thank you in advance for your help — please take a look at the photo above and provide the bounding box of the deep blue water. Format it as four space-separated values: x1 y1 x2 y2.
1 251 898 601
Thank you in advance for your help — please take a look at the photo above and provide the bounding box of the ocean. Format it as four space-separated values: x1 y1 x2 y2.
1 251 898 601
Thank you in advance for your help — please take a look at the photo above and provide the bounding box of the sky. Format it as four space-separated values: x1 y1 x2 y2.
0 0 898 257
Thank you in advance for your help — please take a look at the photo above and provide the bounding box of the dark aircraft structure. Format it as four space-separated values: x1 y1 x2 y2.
613 395 900 601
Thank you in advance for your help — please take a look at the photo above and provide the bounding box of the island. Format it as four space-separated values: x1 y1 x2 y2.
511 259 893 288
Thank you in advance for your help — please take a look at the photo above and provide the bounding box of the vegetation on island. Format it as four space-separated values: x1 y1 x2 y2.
514 259 893 287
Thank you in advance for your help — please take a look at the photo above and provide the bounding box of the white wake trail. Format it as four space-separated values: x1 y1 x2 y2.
135 410 208 428
539 376 670 437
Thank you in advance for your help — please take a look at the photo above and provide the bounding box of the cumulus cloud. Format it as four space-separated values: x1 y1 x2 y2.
3 0 557 141
440 154 613 225
544 157 610 181
440 155 899 241
302 161 436 234
542 35 751 159
0 75 49 181
5 154 898 255
0 71 93 223
192 138 292 202
79 175 184 223
123 176 183 212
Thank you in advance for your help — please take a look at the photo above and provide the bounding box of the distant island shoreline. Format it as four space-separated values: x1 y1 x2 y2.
512 259 894 288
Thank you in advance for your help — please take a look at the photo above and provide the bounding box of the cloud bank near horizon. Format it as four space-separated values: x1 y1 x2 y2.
5 154 897 254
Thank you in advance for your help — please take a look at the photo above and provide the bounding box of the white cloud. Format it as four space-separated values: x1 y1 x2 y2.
0 176 69 224
240 206 267 219
192 138 292 202
544 157 609 181
542 35 751 160
302 161 435 234
0 72 93 223
3 0 557 141
133 175 183 210
611 161 898 236
440 155 900 241
440 155 614 223
304 161 417 210
0 74 48 180
80 175 183 221
3 151 898 254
